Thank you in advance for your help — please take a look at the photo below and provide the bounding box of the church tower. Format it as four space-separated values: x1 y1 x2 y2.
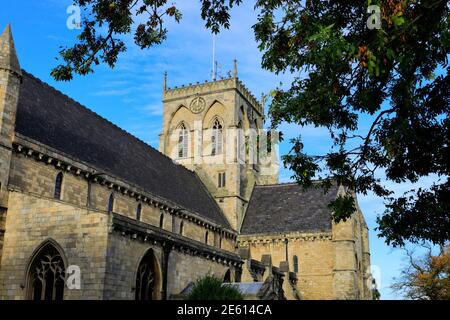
159 62 278 231
0 24 21 263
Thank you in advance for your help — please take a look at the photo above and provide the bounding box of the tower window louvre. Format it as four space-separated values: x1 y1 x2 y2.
211 118 223 155
178 123 188 158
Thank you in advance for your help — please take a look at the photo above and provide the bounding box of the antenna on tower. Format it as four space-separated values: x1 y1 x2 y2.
211 34 216 81
163 70 167 93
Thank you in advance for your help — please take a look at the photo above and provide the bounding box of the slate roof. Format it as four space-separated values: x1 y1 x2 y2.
240 183 339 235
15 70 231 229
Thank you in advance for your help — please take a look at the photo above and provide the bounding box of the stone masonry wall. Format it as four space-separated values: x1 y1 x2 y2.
0 191 109 299
239 233 334 300
104 231 233 299
103 232 163 300
167 249 231 297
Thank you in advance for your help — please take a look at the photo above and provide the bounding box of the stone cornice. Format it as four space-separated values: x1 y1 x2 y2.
111 213 242 266
12 134 237 239
238 231 333 244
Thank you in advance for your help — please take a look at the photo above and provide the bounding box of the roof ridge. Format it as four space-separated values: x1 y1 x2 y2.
240 181 257 233
21 70 192 173
255 180 332 188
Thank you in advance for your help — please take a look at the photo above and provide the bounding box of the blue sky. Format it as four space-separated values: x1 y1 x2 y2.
1 0 437 299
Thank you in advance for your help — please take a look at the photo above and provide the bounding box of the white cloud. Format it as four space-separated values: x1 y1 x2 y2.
139 104 163 116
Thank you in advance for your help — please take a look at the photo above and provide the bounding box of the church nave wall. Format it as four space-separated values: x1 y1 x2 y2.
0 191 109 299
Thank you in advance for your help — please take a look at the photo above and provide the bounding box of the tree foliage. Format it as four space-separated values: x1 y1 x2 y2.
52 0 241 81
253 0 449 246
53 1 450 247
392 245 450 300
186 275 243 300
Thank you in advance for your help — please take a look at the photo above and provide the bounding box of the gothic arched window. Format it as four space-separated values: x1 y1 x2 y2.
108 193 114 212
54 172 63 200
178 123 188 158
136 204 142 221
159 213 164 228
27 241 65 300
293 255 299 273
179 221 184 236
223 269 231 283
211 118 223 155
135 249 160 300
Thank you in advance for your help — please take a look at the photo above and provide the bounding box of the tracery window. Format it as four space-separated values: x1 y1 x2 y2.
27 242 65 300
135 250 159 300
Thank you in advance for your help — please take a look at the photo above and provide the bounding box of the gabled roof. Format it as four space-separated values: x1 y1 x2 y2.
15 70 231 229
240 183 339 235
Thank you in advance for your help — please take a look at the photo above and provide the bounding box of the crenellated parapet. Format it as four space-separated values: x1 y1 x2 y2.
163 76 263 115
238 231 333 246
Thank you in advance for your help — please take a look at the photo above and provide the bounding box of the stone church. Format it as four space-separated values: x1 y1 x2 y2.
0 24 373 300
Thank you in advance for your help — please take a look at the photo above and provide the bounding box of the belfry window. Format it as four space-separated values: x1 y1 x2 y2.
54 172 63 200
108 193 114 212
27 242 65 300
178 123 188 158
211 118 223 155
218 172 226 188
